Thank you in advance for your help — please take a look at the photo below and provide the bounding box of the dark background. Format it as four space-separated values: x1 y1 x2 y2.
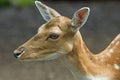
0 1 120 80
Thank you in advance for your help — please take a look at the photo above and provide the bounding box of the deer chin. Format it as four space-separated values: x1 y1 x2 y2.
18 52 64 61
38 52 63 61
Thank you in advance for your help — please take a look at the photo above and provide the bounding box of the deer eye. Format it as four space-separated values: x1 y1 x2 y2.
48 33 59 39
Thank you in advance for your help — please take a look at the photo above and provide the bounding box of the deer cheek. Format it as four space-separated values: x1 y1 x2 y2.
60 43 73 55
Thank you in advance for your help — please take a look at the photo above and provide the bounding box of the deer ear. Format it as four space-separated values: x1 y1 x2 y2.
71 7 90 32
35 1 61 21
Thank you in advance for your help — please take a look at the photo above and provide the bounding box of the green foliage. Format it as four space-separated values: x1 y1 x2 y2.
0 0 11 7
10 0 35 7
0 0 37 8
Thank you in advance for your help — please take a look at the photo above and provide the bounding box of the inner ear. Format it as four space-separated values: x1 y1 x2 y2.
71 7 90 32
77 9 88 23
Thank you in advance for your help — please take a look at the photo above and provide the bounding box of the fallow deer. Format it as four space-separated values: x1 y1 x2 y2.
14 1 120 80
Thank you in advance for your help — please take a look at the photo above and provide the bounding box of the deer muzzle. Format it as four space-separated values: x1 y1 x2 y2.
14 47 25 58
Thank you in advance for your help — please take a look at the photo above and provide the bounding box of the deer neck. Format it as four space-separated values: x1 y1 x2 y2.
61 31 95 80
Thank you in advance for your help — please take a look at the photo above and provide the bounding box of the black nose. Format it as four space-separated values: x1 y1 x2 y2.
14 47 24 58
14 52 21 58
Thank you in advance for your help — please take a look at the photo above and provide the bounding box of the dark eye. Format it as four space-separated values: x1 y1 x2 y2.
49 33 59 39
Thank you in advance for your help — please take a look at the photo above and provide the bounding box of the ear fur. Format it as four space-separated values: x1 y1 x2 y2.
35 1 61 21
71 7 90 32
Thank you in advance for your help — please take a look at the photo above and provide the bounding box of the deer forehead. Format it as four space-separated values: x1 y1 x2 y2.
38 23 61 33
38 16 71 33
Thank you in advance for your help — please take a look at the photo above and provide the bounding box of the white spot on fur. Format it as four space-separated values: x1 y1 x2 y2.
89 76 109 80
114 64 120 70
109 49 114 53
106 49 114 57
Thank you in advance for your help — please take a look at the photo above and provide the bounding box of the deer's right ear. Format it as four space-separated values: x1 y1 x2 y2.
35 1 61 22
70 7 90 32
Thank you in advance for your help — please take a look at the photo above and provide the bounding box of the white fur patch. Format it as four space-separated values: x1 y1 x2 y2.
106 49 114 57
109 49 114 53
89 76 109 80
114 64 120 70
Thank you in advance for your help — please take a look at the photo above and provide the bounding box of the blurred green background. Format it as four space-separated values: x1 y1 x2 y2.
0 0 35 7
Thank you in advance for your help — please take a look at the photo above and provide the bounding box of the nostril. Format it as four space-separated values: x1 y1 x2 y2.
14 47 24 58
14 52 22 58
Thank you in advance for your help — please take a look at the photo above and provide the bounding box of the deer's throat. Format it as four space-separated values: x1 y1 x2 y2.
61 32 94 79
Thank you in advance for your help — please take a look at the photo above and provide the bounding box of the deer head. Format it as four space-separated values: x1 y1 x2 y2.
14 1 90 61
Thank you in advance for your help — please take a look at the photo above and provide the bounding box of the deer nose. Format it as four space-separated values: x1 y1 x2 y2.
14 47 24 58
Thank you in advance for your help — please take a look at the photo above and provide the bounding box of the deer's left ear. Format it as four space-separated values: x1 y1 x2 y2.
35 1 61 22
70 7 90 32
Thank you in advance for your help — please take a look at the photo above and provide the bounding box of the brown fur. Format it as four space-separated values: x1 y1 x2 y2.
14 2 120 79
15 16 120 79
